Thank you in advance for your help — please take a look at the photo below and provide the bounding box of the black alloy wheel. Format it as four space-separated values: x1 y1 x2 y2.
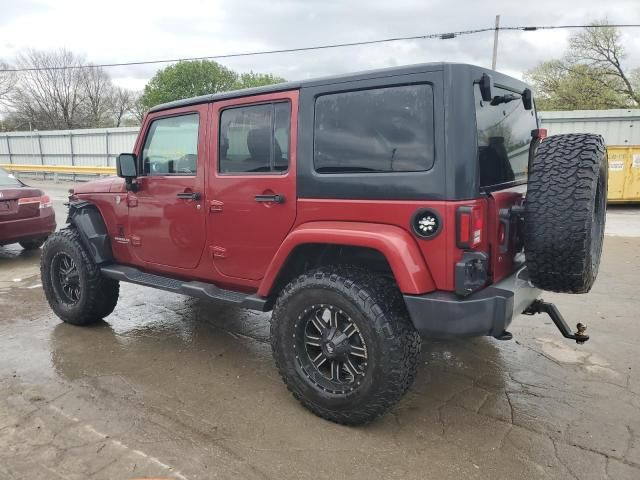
51 252 81 304
295 304 368 394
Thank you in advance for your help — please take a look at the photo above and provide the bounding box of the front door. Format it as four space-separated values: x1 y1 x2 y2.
208 91 298 281
129 105 208 269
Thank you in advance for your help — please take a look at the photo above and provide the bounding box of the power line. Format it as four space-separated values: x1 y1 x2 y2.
2 23 640 73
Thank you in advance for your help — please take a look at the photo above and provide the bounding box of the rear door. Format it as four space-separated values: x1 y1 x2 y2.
475 84 538 281
207 91 298 281
128 105 208 269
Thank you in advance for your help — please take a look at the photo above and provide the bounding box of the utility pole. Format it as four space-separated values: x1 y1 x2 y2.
492 14 500 70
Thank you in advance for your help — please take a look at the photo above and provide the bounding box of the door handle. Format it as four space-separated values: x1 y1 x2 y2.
255 194 285 203
177 192 201 200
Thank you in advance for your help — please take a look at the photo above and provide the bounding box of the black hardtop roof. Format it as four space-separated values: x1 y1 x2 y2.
149 62 528 113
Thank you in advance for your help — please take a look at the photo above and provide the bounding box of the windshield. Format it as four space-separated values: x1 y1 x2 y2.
475 85 538 190
0 168 21 187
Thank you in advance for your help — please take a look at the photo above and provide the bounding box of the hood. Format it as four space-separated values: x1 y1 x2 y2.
72 176 126 195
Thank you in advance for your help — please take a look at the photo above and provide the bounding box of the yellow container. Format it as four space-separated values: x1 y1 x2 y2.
607 146 640 203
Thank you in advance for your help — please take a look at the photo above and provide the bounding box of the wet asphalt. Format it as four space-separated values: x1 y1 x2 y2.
1 180 640 479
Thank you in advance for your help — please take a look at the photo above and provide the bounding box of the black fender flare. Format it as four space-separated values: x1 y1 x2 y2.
66 200 114 265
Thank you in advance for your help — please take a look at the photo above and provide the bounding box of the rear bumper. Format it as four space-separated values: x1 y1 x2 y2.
403 266 540 338
0 207 56 245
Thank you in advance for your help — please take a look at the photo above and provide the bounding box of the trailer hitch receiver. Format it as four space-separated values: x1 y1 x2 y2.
523 299 589 344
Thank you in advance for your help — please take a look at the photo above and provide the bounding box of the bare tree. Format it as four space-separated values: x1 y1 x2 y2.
0 61 16 107
526 20 640 110
131 91 147 124
81 65 114 127
11 49 87 129
568 19 640 106
7 49 139 130
110 87 134 127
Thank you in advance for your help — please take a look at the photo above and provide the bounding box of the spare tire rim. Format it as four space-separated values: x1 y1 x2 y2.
294 304 368 394
51 252 81 305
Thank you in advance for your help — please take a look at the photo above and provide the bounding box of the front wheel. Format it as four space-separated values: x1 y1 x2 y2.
41 228 119 325
270 266 421 425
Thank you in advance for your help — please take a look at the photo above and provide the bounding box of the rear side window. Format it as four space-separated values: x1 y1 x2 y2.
314 84 434 173
219 102 291 174
142 114 199 176
476 85 537 189
0 168 21 187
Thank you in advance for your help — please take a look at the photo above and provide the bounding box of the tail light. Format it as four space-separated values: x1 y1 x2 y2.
455 204 488 296
531 128 547 140
18 195 52 209
456 205 484 249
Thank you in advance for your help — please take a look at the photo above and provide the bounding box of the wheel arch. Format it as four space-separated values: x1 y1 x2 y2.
66 200 114 265
258 221 436 298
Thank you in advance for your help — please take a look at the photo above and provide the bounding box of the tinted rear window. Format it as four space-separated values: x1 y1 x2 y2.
314 84 434 173
476 85 537 189
0 168 21 187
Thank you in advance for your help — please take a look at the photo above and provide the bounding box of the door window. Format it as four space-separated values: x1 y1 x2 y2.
142 113 199 176
219 102 290 174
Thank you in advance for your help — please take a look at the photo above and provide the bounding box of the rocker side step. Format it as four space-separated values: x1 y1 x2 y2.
100 265 269 312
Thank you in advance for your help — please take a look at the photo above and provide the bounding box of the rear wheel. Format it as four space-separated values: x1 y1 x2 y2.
524 133 607 293
270 266 421 425
41 228 119 325
19 237 47 250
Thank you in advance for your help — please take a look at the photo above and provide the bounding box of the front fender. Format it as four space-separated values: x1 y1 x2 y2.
67 200 114 265
258 221 435 296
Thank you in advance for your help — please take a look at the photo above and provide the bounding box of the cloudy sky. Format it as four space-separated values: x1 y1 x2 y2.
1 0 639 90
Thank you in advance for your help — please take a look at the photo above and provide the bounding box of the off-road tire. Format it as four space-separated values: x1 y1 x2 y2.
525 133 607 293
41 228 120 325
19 237 47 250
270 266 421 425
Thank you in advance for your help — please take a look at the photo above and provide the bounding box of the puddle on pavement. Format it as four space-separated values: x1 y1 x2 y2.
534 336 621 379
3 270 640 479
0 244 42 291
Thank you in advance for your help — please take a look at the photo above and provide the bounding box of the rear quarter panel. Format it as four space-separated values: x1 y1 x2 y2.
282 198 490 293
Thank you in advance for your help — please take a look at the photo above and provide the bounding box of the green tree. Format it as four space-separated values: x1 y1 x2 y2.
141 60 237 109
141 61 286 110
525 61 626 110
525 20 640 110
234 72 286 90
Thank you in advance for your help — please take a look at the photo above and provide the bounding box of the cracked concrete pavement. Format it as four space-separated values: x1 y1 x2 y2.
1 180 640 479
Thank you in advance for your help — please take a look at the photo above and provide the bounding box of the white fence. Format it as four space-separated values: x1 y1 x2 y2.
1 108 639 171
0 127 139 167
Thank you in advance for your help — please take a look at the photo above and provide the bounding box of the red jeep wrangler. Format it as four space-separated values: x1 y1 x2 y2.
41 63 607 425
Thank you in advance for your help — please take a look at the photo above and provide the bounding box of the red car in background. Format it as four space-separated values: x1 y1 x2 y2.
0 167 56 250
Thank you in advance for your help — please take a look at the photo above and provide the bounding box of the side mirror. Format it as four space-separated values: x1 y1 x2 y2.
116 153 138 191
522 88 533 110
479 73 494 102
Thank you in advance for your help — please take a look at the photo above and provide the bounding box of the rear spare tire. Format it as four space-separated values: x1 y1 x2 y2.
524 133 607 293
